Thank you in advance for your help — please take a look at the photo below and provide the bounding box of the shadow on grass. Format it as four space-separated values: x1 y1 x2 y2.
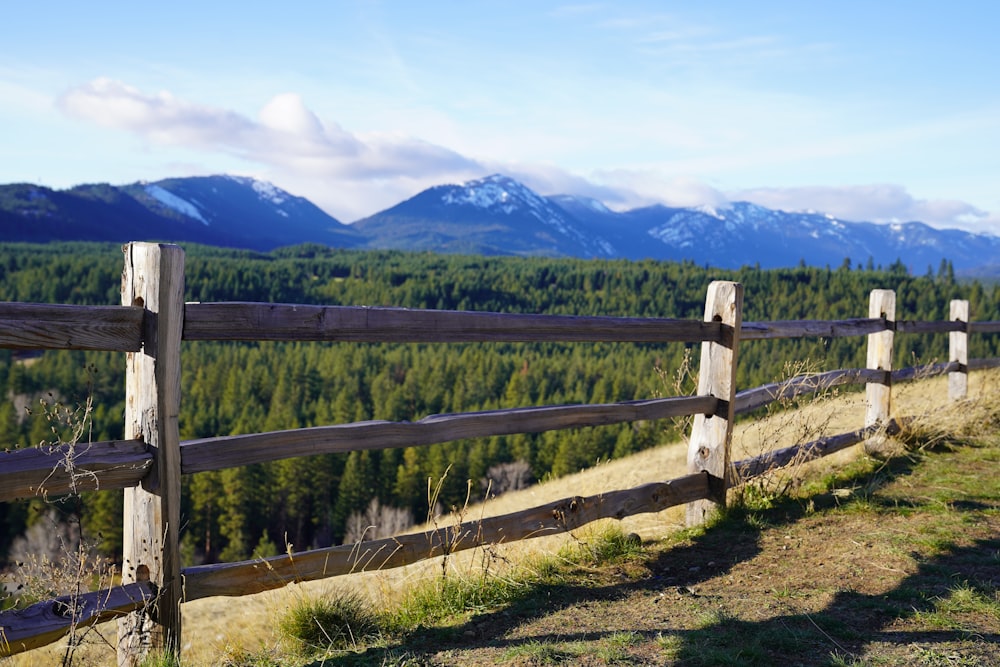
315 450 999 666
664 536 1000 667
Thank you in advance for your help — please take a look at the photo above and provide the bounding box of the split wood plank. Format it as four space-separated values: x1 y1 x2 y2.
182 302 723 343
0 302 142 351
0 439 150 502
181 473 710 600
180 395 717 474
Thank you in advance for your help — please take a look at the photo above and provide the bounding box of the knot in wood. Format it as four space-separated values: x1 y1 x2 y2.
698 446 711 460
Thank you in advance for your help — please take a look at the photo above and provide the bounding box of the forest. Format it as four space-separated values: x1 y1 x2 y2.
1 242 997 569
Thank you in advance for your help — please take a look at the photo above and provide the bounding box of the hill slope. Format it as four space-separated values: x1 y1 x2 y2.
21 371 997 665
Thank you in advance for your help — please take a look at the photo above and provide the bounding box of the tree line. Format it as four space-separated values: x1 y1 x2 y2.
1 242 996 568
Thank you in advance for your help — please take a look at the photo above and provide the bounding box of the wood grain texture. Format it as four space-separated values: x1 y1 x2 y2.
0 439 150 502
181 472 710 601
949 300 969 401
686 281 743 526
732 420 903 482
865 290 896 457
0 582 155 657
891 362 959 383
183 302 723 343
119 243 185 666
740 318 885 340
0 302 142 351
734 368 882 415
180 395 718 474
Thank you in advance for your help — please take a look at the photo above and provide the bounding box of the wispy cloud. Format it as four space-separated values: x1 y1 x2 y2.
56 78 486 219
58 79 481 179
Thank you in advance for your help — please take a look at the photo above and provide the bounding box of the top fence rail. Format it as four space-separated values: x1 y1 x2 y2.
3 301 998 352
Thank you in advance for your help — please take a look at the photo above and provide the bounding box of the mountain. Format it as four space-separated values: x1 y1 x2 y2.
352 174 615 258
0 175 361 251
357 177 998 273
630 201 999 273
1 173 997 275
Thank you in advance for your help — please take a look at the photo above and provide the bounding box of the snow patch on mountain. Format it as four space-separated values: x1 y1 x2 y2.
695 204 727 220
443 175 616 256
442 174 543 213
251 180 287 206
145 185 208 225
223 175 290 208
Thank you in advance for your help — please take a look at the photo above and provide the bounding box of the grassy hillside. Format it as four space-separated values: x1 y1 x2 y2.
14 369 998 666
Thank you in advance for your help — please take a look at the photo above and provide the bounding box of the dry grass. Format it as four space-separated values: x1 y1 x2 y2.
8 369 996 666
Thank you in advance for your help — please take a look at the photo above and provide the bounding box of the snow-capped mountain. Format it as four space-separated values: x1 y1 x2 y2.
632 201 1000 272
0 176 361 251
353 174 615 258
119 175 362 250
356 176 998 273
1 173 997 275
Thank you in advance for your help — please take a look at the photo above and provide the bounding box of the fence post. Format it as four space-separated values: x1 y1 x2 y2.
686 281 743 527
949 300 969 401
864 289 895 456
117 243 185 666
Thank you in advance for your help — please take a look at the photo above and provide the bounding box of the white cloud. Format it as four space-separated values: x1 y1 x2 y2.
52 78 999 234
56 78 484 218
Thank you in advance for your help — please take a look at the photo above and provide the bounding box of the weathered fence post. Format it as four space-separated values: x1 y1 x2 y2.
949 300 969 401
686 281 743 527
118 243 185 666
864 289 895 456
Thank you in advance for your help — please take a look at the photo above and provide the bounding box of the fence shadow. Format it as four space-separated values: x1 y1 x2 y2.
313 449 997 666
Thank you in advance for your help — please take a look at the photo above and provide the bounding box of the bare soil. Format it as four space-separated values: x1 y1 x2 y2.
328 403 1000 666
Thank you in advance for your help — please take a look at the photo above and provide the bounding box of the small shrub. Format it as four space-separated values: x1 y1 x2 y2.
558 523 644 566
277 588 380 655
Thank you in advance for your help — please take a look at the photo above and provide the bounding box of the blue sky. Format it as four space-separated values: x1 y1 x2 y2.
3 1 999 233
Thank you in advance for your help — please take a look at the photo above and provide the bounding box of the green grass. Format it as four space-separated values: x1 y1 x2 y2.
556 523 645 566
390 568 533 631
277 588 380 656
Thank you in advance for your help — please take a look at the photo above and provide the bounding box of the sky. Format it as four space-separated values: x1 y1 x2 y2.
3 1 999 234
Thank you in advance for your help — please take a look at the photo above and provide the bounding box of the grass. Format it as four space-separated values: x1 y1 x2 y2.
276 588 380 656
9 371 1000 666
390 566 533 629
302 375 998 666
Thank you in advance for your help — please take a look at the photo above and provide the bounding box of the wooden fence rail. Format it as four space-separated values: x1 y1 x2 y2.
1 242 998 663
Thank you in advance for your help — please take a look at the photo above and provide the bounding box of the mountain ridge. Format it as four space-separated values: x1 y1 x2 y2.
1 173 996 275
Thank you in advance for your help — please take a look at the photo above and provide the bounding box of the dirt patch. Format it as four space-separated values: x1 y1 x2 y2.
336 422 999 667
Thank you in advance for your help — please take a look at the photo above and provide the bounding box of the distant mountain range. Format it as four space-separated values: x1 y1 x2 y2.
1 173 996 275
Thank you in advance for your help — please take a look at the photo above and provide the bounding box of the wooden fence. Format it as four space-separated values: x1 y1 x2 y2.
1 242 999 664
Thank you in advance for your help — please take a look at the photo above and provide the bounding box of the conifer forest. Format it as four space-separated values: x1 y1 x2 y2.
1 242 996 567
